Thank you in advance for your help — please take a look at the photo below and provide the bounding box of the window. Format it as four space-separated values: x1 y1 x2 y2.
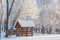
21 27 27 31
28 27 33 31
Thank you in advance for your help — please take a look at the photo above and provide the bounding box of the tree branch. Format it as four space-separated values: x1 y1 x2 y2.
8 0 14 16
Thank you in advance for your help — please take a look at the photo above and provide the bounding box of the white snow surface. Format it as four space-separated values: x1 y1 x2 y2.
13 19 35 28
1 31 60 40
1 34 60 40
17 19 35 27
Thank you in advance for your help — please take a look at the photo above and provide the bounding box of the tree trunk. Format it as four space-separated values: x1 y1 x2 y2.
0 1 2 38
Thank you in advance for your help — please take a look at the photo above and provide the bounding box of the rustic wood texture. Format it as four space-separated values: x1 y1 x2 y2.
15 21 34 36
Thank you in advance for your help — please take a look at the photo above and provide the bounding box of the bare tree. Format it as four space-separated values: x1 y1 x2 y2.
5 0 14 37
0 0 2 38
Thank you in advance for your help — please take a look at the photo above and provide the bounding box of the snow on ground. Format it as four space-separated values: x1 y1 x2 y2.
1 32 5 38
1 31 60 40
1 34 60 40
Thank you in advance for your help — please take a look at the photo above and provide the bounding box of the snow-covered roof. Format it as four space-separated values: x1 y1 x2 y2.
14 19 35 28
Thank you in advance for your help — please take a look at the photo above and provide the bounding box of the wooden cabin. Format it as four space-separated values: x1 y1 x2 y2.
13 19 35 36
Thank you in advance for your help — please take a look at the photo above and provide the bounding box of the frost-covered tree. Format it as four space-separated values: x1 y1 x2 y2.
10 0 40 28
2 0 60 34
16 0 40 19
38 0 60 33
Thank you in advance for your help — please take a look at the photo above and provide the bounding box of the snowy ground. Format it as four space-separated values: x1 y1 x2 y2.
1 35 60 40
1 33 60 40
1 31 60 40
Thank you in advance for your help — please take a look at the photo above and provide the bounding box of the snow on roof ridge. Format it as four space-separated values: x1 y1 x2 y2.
13 19 35 28
17 19 35 27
